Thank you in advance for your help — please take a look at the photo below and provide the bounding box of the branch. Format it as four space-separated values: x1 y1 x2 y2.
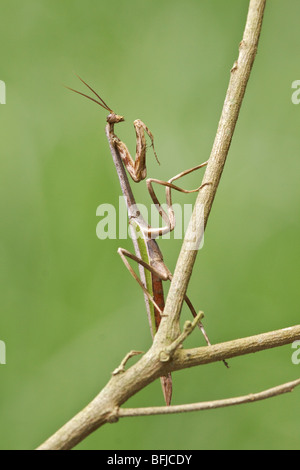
37 324 300 450
118 378 300 418
155 0 267 344
172 325 300 370
37 0 270 451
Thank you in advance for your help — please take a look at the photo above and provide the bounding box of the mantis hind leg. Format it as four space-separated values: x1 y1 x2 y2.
183 291 229 367
118 246 227 373
118 246 213 348
117 247 173 405
117 247 167 318
183 293 212 346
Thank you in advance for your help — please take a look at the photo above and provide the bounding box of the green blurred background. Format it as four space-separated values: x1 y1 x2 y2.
0 0 299 450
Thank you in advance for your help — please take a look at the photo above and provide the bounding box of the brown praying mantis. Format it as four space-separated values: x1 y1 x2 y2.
66 75 218 405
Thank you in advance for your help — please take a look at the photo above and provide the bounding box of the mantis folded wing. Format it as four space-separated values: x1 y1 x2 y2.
66 75 215 405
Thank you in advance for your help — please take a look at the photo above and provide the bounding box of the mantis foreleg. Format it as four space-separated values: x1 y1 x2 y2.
112 120 159 183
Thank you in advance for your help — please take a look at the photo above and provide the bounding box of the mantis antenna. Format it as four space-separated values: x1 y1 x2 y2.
65 73 114 112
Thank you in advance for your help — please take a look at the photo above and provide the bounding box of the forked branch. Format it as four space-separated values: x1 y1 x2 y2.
37 324 300 450
35 0 300 452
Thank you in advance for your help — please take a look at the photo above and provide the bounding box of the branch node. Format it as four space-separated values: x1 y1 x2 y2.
107 406 120 424
231 60 238 73
159 351 170 363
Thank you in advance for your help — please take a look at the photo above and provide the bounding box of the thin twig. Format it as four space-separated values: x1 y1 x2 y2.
118 378 300 417
159 311 204 363
112 350 144 375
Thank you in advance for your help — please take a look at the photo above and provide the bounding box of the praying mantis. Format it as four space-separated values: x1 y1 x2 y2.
66 76 214 405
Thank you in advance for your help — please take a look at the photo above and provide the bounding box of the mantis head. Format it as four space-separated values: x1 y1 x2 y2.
65 74 123 123
106 113 124 124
